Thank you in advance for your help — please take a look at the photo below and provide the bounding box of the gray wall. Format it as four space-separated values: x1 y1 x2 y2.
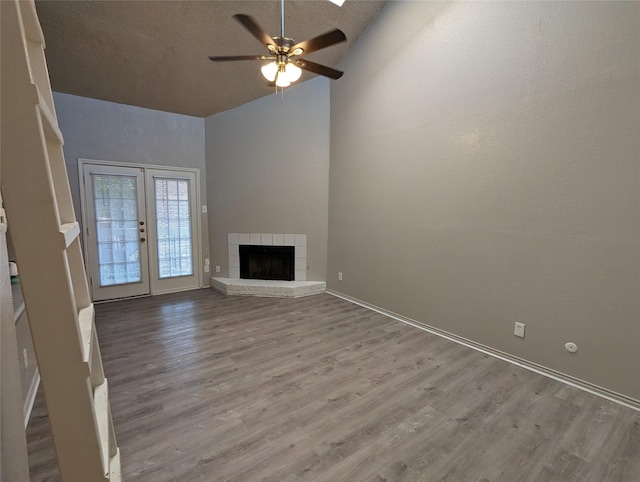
328 1 640 399
52 92 209 283
205 78 330 281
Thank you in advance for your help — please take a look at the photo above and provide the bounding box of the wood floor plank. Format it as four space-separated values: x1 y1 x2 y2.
26 289 640 481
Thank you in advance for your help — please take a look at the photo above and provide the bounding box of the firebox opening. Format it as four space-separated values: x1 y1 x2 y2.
239 245 295 281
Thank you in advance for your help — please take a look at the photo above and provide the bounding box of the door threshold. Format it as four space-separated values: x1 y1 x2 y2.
93 294 151 304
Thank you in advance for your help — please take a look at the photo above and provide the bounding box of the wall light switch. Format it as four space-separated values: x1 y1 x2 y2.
22 349 28 369
202 205 207 213
514 322 526 338
338 272 343 282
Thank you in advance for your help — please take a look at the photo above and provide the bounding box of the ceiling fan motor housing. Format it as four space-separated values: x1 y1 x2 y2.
269 37 301 57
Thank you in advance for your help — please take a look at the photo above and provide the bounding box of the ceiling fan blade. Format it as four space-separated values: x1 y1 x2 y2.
289 29 346 56
293 59 344 79
209 55 274 62
233 14 278 51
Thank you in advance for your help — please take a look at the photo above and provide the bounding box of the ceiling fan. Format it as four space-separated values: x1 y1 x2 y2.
209 0 347 88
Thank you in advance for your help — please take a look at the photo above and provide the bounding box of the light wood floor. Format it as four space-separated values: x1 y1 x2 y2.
27 289 640 481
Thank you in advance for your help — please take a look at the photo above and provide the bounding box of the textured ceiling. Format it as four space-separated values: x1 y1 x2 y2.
36 1 387 118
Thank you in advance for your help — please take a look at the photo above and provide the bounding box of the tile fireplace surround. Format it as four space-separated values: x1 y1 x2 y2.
211 233 326 298
227 233 308 281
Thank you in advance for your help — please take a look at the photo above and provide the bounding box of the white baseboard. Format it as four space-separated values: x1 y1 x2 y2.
327 290 640 412
24 368 40 428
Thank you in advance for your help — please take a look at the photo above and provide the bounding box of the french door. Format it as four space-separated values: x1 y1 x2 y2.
81 162 201 301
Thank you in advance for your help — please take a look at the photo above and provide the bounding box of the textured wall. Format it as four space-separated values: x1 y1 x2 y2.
205 78 330 281
328 1 640 399
52 92 209 283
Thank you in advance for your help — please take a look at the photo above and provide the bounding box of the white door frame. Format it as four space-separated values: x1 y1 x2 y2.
144 168 202 296
79 159 203 300
82 163 150 301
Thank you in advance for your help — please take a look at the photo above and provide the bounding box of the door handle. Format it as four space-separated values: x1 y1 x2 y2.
140 237 146 243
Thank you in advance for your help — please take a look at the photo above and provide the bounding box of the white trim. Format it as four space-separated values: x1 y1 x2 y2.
144 169 203 293
78 159 204 300
78 158 201 175
24 369 40 428
326 289 640 412
81 163 150 301
78 158 202 270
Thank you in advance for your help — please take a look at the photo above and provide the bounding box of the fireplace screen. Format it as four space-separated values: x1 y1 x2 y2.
239 245 295 281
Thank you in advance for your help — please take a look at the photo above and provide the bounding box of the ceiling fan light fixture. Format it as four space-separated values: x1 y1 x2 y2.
210 4 347 87
284 62 302 82
261 61 279 82
275 71 291 88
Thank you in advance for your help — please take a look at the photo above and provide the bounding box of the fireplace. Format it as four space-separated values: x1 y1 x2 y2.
239 245 295 281
228 233 307 281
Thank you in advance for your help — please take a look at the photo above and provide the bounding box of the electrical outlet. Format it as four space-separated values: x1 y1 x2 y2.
338 272 343 282
514 322 526 338
215 265 221 273
22 349 28 369
204 265 210 273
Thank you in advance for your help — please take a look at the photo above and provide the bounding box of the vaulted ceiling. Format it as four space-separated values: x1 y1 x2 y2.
36 1 387 118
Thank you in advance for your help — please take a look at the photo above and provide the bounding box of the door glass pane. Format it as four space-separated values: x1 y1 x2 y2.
92 174 142 286
155 178 193 278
